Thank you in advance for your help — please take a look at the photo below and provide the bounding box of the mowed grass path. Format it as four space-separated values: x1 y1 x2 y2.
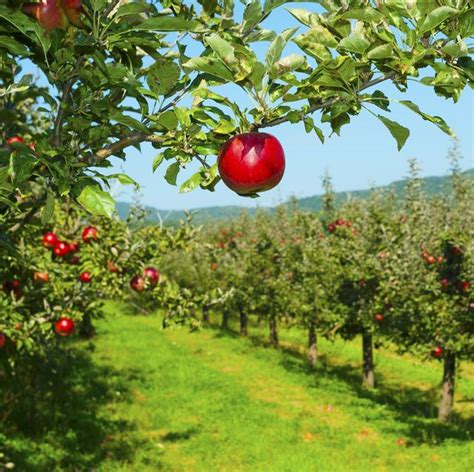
13 303 472 471
70 303 473 472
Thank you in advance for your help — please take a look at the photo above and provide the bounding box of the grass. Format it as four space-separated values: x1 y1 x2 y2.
3 302 473 471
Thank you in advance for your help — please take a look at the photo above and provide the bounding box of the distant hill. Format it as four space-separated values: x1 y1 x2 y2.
117 169 474 224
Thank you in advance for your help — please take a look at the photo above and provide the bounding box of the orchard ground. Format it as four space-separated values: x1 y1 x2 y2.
4 302 473 472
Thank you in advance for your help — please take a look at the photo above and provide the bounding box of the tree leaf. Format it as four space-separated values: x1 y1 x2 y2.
152 154 164 172
376 115 410 151
265 27 299 69
419 6 459 35
107 173 139 187
338 36 370 54
206 34 237 67
147 58 181 95
184 56 234 82
41 190 55 225
367 44 393 59
0 35 31 56
78 186 116 218
398 100 455 137
180 172 204 193
165 162 180 185
135 16 200 32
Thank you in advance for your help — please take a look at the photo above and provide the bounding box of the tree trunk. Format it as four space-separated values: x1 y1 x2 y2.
438 352 455 423
79 312 95 338
362 333 375 388
202 305 210 324
307 322 318 367
221 310 230 329
269 315 279 348
239 306 248 337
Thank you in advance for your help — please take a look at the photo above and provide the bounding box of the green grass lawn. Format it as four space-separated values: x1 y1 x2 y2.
4 302 474 471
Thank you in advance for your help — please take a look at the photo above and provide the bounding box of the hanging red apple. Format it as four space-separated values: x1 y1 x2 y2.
130 275 145 292
79 271 92 283
23 0 69 31
61 0 84 27
42 231 58 248
218 132 285 195
54 317 75 336
143 267 160 285
82 226 98 243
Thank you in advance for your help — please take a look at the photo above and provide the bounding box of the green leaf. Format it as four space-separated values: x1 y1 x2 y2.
41 191 55 225
398 100 455 137
135 16 200 32
271 54 306 79
77 186 116 218
265 27 298 69
338 36 370 54
152 154 164 172
108 173 139 187
367 44 393 59
165 162 180 185
340 8 382 22
184 57 235 82
147 58 181 96
110 110 149 133
0 6 50 57
157 110 178 131
206 34 237 67
419 6 459 35
0 35 31 56
376 115 410 151
180 172 204 193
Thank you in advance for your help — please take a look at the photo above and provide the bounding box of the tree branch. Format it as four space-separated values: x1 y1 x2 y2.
93 133 164 160
253 71 397 130
53 57 86 147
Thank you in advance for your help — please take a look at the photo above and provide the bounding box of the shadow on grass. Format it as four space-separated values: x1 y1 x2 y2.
210 323 473 446
0 344 143 471
162 427 200 442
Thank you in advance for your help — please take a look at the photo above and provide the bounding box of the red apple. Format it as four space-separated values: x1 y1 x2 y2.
458 281 471 293
6 136 25 146
82 226 98 243
217 132 285 195
0 333 5 348
70 255 80 265
130 275 145 292
211 263 219 271
426 255 436 265
328 224 335 232
54 317 75 336
3 279 21 294
107 261 119 273
23 0 69 31
374 313 384 322
79 271 92 283
431 346 443 358
143 267 160 285
53 240 71 257
42 231 58 248
451 246 462 256
61 0 84 27
34 271 50 283
437 256 444 264
69 242 80 253
440 278 449 289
